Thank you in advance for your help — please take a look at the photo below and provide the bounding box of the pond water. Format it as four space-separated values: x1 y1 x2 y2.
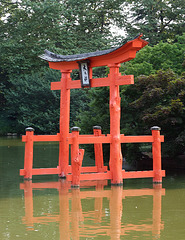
0 137 185 240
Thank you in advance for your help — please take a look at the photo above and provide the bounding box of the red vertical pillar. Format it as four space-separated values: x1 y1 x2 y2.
109 64 123 185
59 70 71 177
71 127 84 187
151 126 162 183
93 126 104 172
24 127 34 180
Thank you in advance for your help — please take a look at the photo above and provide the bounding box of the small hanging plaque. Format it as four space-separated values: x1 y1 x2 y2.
78 60 91 88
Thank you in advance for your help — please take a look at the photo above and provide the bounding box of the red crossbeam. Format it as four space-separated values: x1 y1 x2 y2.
22 134 164 144
67 166 108 173
66 171 112 181
20 167 60 176
67 134 164 144
22 134 60 142
51 75 134 90
122 170 165 179
20 166 108 176
121 135 164 143
66 170 165 182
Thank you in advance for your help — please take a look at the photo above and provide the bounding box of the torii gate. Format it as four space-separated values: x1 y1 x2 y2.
20 34 165 186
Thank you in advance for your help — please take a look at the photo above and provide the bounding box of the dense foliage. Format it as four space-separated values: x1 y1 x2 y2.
123 0 185 45
0 0 185 161
122 70 185 158
0 0 124 134
121 34 185 76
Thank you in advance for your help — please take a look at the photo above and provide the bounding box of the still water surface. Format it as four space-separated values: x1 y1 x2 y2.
0 137 185 240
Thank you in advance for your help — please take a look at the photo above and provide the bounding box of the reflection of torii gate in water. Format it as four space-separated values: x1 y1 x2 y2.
20 180 165 239
20 34 165 185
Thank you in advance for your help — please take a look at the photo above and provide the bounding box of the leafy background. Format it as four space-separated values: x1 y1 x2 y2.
0 0 185 163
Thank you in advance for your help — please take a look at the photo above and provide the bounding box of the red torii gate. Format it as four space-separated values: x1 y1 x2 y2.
20 34 165 185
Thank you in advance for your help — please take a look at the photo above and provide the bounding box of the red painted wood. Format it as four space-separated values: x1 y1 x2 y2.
23 130 34 179
152 129 163 183
67 134 164 145
121 135 164 143
51 75 134 90
93 128 105 172
51 81 63 90
20 168 60 176
67 135 111 144
59 70 71 177
109 64 123 185
122 170 165 179
22 135 27 142
116 75 134 85
22 134 60 142
22 133 164 144
68 166 107 173
66 171 112 181
20 169 25 176
33 134 60 142
71 130 84 186
32 168 60 175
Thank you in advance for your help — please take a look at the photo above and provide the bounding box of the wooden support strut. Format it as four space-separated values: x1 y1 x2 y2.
151 126 163 183
71 127 84 187
23 127 34 180
93 126 106 172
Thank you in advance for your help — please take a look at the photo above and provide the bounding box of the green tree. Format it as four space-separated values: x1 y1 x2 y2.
122 70 185 158
121 34 185 77
0 0 125 134
123 0 185 45
2 69 89 134
75 87 110 134
0 0 65 75
3 70 60 134
0 0 125 75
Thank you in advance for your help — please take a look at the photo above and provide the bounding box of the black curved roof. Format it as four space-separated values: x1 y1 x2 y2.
39 46 121 62
39 34 146 63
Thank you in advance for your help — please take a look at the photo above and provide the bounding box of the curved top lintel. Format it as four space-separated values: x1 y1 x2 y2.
39 34 148 70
